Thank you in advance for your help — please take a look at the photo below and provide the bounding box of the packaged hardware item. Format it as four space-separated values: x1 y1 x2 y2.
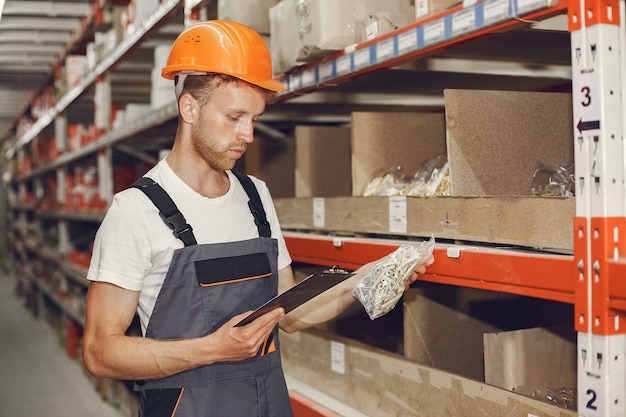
353 237 435 320
530 160 575 197
407 154 450 197
362 165 410 196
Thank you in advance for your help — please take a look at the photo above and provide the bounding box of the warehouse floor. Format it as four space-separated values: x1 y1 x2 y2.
0 270 121 417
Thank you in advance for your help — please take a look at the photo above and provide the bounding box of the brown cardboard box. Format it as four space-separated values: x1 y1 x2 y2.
281 328 577 417
351 111 447 196
295 125 352 198
404 287 503 381
241 134 295 198
484 326 577 402
444 89 574 196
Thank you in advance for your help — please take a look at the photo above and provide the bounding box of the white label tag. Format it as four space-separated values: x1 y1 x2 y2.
423 19 446 46
398 28 418 55
331 341 346 374
389 196 407 234
336 54 351 76
483 0 510 25
376 37 395 62
313 198 325 228
452 7 476 37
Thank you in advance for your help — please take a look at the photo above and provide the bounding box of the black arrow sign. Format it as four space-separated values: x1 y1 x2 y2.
577 118 600 133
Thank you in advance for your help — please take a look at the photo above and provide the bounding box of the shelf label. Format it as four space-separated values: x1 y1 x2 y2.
573 68 601 135
313 198 325 228
301 68 317 88
319 61 334 82
423 19 446 46
376 37 396 63
516 0 550 15
578 344 606 416
330 341 346 374
335 54 352 76
389 196 407 234
483 0 511 26
354 46 372 70
452 7 476 37
397 28 418 55
289 72 302 92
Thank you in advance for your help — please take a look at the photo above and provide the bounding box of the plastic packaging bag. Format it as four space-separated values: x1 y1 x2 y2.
530 160 575 197
353 237 435 320
407 154 450 197
362 165 410 196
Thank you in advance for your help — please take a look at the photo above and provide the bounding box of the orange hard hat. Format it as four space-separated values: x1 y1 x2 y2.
162 20 285 92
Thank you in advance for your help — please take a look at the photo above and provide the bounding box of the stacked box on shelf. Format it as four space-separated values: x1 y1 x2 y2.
276 91 576 250
295 125 352 198
242 131 296 198
415 0 461 20
122 0 161 38
151 44 175 109
351 111 447 196
444 89 574 197
269 0 415 74
483 326 577 405
218 0 280 35
65 55 88 90
280 328 577 417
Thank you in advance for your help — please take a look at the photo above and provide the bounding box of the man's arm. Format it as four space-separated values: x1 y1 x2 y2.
278 262 426 334
82 281 284 380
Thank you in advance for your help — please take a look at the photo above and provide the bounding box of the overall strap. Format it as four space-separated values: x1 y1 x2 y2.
131 177 198 246
231 171 271 238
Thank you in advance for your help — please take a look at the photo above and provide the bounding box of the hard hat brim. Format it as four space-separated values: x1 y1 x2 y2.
162 67 286 93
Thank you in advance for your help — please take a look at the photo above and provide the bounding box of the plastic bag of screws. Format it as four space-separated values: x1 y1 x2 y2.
353 237 435 320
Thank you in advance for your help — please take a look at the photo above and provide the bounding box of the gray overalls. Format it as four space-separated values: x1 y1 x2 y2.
131 172 294 417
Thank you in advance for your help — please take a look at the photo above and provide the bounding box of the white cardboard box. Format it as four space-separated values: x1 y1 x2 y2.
218 0 280 34
270 0 414 74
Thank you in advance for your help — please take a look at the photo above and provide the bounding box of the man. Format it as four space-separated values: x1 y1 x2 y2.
83 20 427 416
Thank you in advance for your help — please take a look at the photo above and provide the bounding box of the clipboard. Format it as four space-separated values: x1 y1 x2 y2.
235 266 355 327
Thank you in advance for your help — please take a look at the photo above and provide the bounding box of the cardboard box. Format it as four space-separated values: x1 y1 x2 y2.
65 55 87 88
241 133 295 198
295 125 352 197
218 0 280 35
404 287 503 381
274 195 575 249
270 0 414 74
484 326 577 403
281 328 577 417
444 89 574 196
416 0 461 20
351 112 447 196
356 11 414 43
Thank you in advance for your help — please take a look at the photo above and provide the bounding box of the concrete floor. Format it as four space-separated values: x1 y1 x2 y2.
0 271 121 417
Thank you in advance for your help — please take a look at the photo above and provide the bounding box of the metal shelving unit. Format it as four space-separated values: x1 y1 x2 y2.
5 0 626 415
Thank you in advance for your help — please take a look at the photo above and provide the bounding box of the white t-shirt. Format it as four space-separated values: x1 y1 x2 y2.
86 159 292 332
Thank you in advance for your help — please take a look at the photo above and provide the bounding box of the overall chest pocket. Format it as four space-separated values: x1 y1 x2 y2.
194 252 272 287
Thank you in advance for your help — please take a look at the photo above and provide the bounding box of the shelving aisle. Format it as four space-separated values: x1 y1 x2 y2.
0 270 120 417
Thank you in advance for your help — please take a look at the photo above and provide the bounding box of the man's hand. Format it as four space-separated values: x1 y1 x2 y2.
207 308 284 362
403 263 427 290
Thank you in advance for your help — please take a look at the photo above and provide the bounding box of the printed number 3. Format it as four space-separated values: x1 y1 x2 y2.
581 86 592 107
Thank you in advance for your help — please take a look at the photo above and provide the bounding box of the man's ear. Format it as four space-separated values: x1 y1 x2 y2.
178 92 197 124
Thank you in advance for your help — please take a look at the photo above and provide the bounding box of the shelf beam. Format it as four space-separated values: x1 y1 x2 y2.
276 0 569 101
284 232 576 304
